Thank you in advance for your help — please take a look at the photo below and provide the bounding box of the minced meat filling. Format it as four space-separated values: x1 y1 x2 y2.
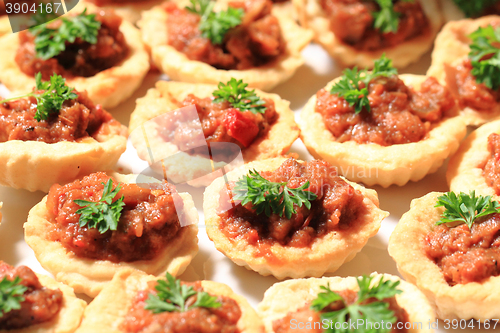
0 261 63 330
316 76 455 146
445 60 500 112
320 0 429 51
121 281 241 333
425 214 500 285
0 91 118 143
164 0 285 70
483 133 500 194
156 94 277 154
16 10 129 79
272 289 409 333
218 158 364 252
46 172 183 263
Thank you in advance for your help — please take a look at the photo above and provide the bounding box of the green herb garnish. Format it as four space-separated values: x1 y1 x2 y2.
145 273 221 313
0 276 27 318
435 191 500 230
233 169 317 219
372 0 414 34
311 276 402 333
0 73 78 121
74 179 125 234
30 9 101 60
212 78 266 114
468 25 500 90
186 0 243 45
452 0 497 18
330 54 397 113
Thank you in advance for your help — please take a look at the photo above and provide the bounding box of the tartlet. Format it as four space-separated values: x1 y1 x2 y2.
24 173 199 298
203 157 389 279
0 3 150 109
139 0 313 91
74 269 265 333
292 0 442 68
427 16 500 126
81 0 164 23
388 192 500 320
258 273 435 333
447 120 500 196
128 81 300 187
0 263 86 333
299 74 467 187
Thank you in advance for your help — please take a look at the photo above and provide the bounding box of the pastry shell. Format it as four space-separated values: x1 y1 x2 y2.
438 0 466 22
447 120 500 197
81 0 164 23
427 16 500 126
0 273 87 333
388 191 500 320
299 74 467 187
257 273 435 333
74 269 265 333
0 122 127 193
24 173 199 298
128 81 300 187
292 0 442 68
0 2 150 109
203 157 389 279
138 0 313 91
0 16 11 36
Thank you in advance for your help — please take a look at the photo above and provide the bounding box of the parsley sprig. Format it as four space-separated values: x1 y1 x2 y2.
0 276 27 318
435 191 500 230
330 55 397 113
468 25 500 90
0 73 78 121
212 78 266 114
145 273 221 313
372 0 414 34
452 0 497 18
233 169 317 219
186 0 243 45
74 179 125 234
310 276 402 333
30 9 101 60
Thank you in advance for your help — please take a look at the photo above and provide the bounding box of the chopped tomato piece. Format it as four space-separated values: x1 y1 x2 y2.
223 108 259 147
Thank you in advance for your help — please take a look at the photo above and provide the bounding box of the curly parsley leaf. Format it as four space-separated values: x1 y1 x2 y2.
145 273 221 313
452 0 497 17
372 0 414 34
74 179 125 234
212 78 266 114
30 9 101 60
186 0 243 45
311 276 402 333
468 25 500 90
0 276 27 318
0 73 78 122
233 169 317 219
435 191 500 230
330 54 397 113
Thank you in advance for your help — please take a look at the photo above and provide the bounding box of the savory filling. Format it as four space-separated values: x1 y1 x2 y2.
88 0 143 4
156 94 277 154
121 281 241 333
218 159 364 257
446 59 500 112
484 133 500 194
320 0 429 51
16 10 129 79
424 214 500 285
46 172 183 263
0 90 118 143
0 261 63 330
272 289 409 333
164 0 286 70
316 76 455 145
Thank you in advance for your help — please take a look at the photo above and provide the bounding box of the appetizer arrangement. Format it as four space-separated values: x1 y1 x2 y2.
1 0 500 331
